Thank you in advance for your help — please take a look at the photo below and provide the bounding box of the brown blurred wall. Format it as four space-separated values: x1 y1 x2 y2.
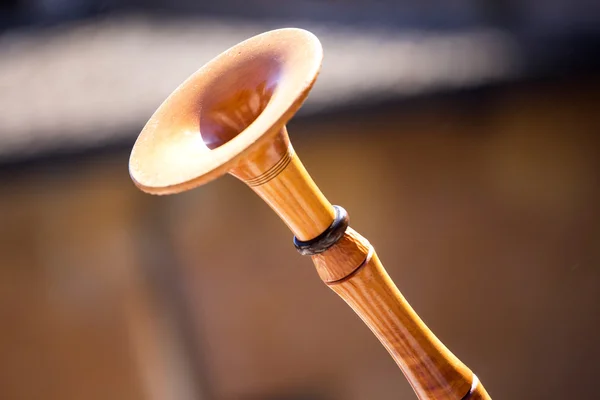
1 77 599 400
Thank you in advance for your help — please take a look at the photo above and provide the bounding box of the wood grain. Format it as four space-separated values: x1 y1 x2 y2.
233 135 491 397
314 228 490 399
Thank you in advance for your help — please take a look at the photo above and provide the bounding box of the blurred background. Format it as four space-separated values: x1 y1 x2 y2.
1 1 599 399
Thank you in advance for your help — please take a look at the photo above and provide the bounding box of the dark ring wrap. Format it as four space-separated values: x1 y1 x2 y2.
293 205 349 256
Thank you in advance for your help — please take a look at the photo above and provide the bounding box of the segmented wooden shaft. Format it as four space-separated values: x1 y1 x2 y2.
312 228 489 399
232 127 491 399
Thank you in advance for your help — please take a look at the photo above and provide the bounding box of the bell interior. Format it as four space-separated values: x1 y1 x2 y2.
199 55 281 150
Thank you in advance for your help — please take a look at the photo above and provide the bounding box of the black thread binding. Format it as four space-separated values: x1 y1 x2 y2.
293 205 349 256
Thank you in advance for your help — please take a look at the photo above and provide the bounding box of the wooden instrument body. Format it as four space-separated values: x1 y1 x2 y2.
129 28 492 399
235 128 491 399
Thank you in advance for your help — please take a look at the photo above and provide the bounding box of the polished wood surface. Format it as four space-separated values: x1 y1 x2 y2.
129 29 323 194
236 131 490 397
129 28 491 399
230 127 335 241
317 228 477 399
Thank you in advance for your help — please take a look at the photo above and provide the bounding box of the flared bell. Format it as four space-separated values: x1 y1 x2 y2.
129 28 323 195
